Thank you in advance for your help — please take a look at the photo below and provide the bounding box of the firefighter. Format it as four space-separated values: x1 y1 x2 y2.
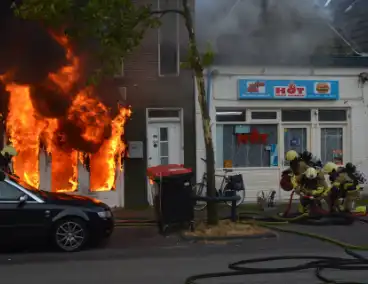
322 162 341 212
280 150 302 192
296 167 329 214
336 163 362 212
323 161 364 212
0 144 17 174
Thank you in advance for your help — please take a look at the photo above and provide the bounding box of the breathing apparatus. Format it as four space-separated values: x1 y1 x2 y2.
301 150 323 169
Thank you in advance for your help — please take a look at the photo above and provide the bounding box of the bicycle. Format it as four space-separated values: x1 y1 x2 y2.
193 158 246 211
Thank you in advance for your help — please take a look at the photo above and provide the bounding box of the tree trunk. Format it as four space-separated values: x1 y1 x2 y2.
182 0 218 225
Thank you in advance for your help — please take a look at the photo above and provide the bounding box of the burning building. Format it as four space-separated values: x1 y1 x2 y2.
0 0 197 208
0 9 131 206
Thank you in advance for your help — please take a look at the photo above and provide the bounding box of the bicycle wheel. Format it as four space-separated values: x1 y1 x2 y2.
192 183 207 211
224 189 245 207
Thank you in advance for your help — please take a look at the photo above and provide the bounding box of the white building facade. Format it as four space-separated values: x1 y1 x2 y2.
195 66 368 202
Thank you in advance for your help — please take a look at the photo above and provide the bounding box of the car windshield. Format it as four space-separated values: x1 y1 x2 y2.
7 174 49 199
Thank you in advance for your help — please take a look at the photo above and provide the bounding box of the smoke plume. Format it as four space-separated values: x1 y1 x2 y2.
195 0 350 64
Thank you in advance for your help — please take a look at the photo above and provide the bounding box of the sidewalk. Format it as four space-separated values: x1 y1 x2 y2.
111 203 264 220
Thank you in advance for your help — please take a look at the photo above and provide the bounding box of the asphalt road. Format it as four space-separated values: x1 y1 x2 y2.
1 221 368 284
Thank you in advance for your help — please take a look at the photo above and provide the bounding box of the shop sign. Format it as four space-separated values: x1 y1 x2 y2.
236 128 268 144
238 79 339 100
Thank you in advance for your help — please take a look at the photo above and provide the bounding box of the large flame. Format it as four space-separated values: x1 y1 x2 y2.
0 32 131 193
90 107 132 191
2 82 45 188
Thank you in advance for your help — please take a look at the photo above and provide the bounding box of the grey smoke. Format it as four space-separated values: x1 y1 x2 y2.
195 0 355 64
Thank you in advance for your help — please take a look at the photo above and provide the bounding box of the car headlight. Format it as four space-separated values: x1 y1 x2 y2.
97 210 112 219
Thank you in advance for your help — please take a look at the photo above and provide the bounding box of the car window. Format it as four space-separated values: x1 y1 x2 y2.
0 181 24 201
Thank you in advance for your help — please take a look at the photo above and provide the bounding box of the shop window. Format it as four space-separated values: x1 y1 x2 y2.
216 124 278 168
321 128 343 165
251 111 277 120
216 109 246 122
318 110 347 121
281 110 311 122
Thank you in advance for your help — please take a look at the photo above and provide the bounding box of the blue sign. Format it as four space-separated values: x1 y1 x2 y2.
238 79 339 100
290 138 300 147
270 144 278 167
235 125 250 134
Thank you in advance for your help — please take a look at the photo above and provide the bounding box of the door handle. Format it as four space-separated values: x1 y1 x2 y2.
149 157 152 160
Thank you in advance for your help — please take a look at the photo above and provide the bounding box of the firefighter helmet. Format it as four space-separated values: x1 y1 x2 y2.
285 150 298 161
323 162 338 174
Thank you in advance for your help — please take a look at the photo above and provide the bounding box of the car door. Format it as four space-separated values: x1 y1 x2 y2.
0 181 47 245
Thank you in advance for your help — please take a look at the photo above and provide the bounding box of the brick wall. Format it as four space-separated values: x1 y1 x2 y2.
115 0 196 207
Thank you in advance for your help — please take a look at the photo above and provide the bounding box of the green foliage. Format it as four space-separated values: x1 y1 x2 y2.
180 41 213 71
180 61 191 69
13 0 159 82
201 42 214 67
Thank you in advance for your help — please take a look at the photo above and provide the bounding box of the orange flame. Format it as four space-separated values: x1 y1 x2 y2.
1 31 131 193
48 33 80 93
90 107 132 191
2 83 45 188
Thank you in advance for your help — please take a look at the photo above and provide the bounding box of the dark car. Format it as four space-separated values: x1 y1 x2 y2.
0 172 114 252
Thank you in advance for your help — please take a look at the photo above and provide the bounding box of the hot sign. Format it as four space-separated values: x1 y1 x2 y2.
274 83 306 98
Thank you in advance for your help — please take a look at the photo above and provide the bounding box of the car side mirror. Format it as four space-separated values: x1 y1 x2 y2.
18 194 28 205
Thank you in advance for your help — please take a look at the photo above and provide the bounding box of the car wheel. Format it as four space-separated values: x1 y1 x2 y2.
53 217 88 252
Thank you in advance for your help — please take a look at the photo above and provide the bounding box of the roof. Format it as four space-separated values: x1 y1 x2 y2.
195 0 368 67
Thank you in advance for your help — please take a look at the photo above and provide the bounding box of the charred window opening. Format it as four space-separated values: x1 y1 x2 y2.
158 0 179 75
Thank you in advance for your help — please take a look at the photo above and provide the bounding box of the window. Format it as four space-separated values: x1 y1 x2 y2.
321 128 343 165
0 182 23 201
216 124 278 168
283 127 308 166
251 111 277 120
159 127 169 165
148 109 180 118
118 87 127 101
318 110 347 121
158 0 179 76
216 109 246 122
282 110 311 122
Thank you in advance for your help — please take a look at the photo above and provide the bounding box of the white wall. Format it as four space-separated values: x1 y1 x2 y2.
195 66 368 202
39 158 124 208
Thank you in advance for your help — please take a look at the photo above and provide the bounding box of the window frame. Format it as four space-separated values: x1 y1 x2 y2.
317 109 348 123
216 108 247 122
214 107 350 169
215 123 279 169
250 110 278 120
281 109 312 122
319 124 348 165
157 0 180 77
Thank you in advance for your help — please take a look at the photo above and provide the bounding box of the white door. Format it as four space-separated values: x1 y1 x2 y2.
319 126 347 166
146 122 182 204
280 125 311 199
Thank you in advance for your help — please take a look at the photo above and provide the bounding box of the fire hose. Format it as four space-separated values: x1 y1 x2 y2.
184 217 368 284
184 206 368 284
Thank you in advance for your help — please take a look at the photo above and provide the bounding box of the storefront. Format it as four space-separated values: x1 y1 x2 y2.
195 67 368 201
